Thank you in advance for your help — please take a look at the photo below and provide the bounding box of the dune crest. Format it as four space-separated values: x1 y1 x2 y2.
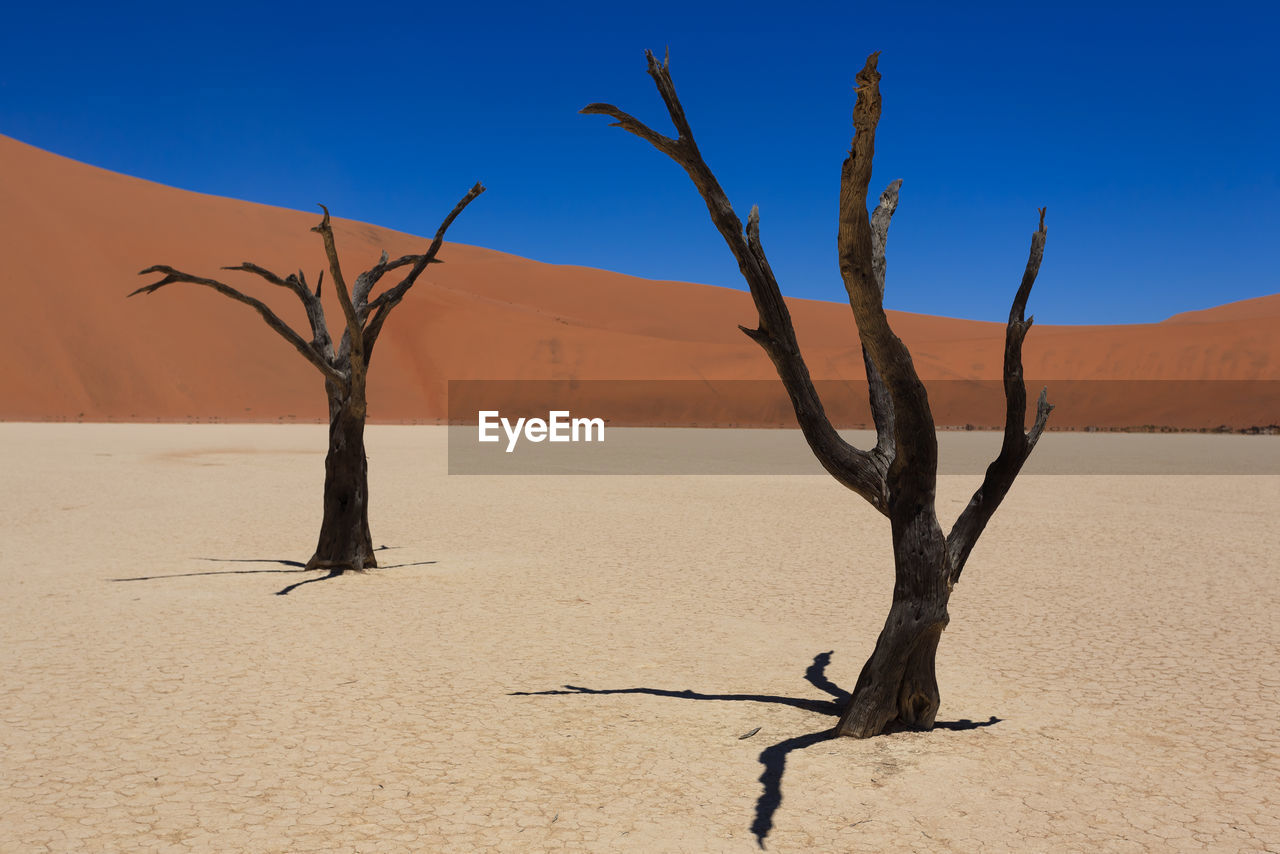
0 134 1275 428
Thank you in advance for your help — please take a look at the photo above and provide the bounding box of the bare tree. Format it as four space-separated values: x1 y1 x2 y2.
585 51 1051 737
130 185 485 573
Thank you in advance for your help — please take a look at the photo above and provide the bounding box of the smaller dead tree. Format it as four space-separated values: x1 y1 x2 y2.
131 185 484 572
586 51 1051 737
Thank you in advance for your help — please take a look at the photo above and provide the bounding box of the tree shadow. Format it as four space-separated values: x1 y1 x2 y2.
510 684 840 716
109 548 437 596
803 649 849 703
273 559 440 596
752 728 836 846
511 651 1001 848
275 568 343 596
109 558 308 582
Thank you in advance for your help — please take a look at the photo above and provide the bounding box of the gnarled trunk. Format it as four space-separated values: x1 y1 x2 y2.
838 500 951 737
307 388 375 572
585 50 1051 739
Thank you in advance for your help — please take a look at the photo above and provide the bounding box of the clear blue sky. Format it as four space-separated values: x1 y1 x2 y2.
2 1 1276 324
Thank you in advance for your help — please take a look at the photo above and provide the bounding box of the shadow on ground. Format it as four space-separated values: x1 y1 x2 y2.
108 547 437 596
512 651 1001 847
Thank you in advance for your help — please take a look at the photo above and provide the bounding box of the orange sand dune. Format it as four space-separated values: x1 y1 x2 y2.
1 134 1276 428
1163 293 1280 324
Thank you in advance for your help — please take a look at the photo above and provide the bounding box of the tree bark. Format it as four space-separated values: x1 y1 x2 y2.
307 383 376 572
837 499 950 737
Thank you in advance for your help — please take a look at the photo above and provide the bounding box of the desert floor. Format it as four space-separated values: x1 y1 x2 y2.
2 424 1278 853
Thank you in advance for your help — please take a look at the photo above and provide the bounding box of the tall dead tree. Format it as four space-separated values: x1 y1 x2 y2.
130 185 485 573
585 51 1051 737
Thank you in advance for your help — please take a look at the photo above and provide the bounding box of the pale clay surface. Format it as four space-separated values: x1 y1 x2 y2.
2 424 1277 853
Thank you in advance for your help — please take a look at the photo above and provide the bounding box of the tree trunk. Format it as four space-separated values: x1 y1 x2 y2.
307 388 376 572
837 501 951 738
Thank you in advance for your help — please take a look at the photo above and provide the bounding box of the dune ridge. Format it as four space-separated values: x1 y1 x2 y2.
0 133 1275 429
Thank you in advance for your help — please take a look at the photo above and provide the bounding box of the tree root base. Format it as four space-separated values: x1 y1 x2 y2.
303 556 378 573
837 622 944 739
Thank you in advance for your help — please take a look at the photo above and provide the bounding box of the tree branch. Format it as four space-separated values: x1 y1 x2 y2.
947 209 1052 583
363 183 485 315
222 261 294 290
348 253 444 319
311 205 365 375
223 262 335 360
130 266 348 391
837 54 938 494
586 50 889 512
362 182 486 358
864 179 903 460
579 103 684 160
351 251 390 313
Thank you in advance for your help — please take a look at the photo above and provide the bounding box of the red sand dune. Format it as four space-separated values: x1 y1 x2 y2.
1 134 1276 429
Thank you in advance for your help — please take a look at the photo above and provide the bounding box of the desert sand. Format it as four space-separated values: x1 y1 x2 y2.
3 423 1277 852
1 133 1276 429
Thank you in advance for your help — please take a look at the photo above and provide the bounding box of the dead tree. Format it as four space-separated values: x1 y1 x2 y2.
130 185 485 573
585 51 1050 737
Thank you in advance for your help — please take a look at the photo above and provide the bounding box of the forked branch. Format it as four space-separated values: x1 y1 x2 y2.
585 50 889 511
312 205 365 370
364 182 486 317
130 266 348 391
223 262 335 360
947 209 1052 582
838 55 937 488
362 182 486 358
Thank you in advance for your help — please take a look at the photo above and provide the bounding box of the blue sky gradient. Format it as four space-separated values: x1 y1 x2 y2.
2 1 1276 324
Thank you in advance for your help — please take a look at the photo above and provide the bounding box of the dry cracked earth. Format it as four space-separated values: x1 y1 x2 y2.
2 424 1278 852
